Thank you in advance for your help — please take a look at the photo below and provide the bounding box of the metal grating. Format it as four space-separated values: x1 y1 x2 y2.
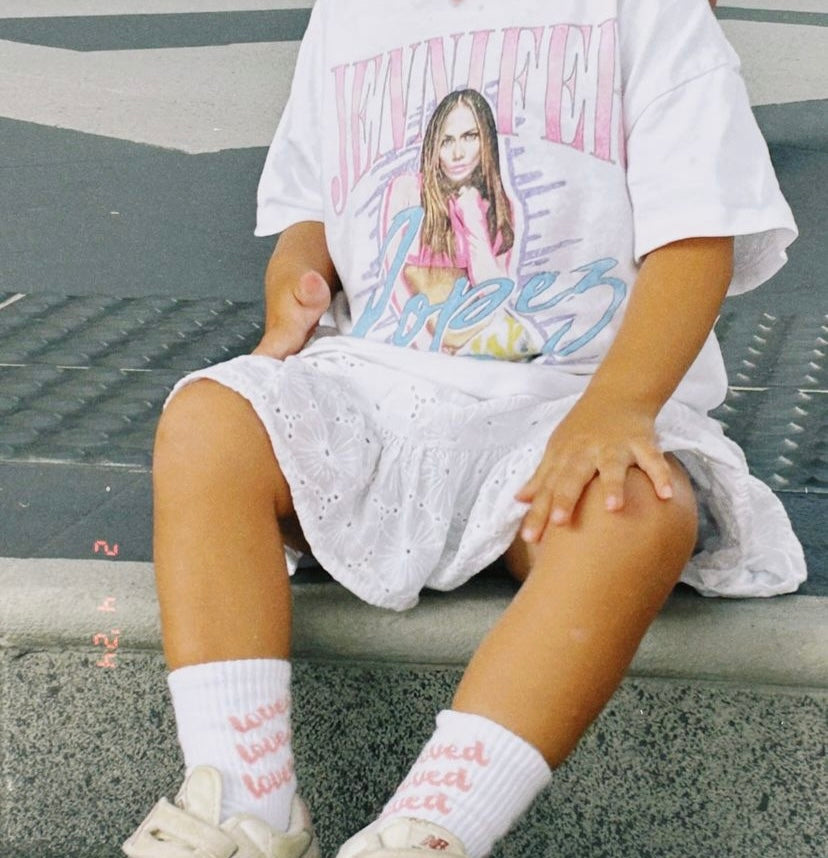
713 307 827 492
0 294 262 469
0 293 262 371
0 294 825 492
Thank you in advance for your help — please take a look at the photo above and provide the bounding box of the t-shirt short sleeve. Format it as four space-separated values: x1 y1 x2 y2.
255 2 326 236
621 0 797 295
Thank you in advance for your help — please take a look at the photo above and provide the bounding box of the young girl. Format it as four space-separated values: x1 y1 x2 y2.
123 1 806 856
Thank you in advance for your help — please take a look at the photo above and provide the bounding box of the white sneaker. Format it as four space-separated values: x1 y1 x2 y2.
336 818 469 857
123 766 319 858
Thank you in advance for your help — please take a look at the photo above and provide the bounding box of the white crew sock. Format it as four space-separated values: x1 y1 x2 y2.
167 658 297 831
379 710 551 858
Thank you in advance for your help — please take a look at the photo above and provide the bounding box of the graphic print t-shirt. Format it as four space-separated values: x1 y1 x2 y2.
256 0 796 403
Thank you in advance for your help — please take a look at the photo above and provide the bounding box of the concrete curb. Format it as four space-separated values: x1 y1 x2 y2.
2 557 826 689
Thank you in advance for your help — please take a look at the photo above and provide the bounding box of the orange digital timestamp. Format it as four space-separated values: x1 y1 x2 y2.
93 596 120 668
93 540 120 557
92 629 120 669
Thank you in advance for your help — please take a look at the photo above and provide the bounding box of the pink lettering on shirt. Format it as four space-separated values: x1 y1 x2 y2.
351 54 383 189
466 29 494 93
594 18 618 163
497 26 544 135
329 22 623 212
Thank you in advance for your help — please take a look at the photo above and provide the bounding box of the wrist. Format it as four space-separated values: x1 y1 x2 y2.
580 378 664 420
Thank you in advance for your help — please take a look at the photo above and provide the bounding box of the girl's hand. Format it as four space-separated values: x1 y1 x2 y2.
515 394 674 543
252 270 332 359
454 186 488 235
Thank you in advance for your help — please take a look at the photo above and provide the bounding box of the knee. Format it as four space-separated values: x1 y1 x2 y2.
564 459 698 576
506 459 697 585
154 379 288 508
155 379 237 464
621 459 698 565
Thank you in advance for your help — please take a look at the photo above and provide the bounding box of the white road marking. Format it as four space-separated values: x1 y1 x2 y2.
720 20 828 106
0 13 824 154
0 39 298 153
0 292 26 312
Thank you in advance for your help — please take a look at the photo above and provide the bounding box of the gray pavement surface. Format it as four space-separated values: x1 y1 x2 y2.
0 9 310 50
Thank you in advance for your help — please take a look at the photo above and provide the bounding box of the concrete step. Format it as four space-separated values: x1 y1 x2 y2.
1 558 826 858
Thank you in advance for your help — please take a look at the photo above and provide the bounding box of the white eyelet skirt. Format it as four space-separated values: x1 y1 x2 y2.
166 336 806 611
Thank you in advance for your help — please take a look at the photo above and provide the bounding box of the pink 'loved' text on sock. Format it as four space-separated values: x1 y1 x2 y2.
379 710 551 858
382 739 491 818
228 695 295 803
168 658 298 831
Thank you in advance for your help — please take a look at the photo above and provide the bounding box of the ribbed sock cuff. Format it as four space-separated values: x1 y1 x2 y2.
167 658 295 830
433 710 551 858
168 658 292 704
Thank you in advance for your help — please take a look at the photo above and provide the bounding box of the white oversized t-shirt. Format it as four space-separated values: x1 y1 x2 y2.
256 0 797 414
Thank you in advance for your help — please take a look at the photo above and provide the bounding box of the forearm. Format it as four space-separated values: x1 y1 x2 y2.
586 236 734 415
264 221 340 329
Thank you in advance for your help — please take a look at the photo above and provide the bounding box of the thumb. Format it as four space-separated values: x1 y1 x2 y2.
294 270 332 318
252 271 333 359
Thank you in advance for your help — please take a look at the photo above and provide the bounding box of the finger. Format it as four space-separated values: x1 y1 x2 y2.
520 483 555 543
597 460 629 512
634 445 674 500
254 272 334 360
517 458 562 541
515 449 559 502
515 470 544 503
284 271 332 355
550 453 602 523
523 458 595 539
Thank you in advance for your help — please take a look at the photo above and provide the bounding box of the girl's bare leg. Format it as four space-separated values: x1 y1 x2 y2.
453 456 698 766
343 462 697 858
125 377 313 839
152 378 299 669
